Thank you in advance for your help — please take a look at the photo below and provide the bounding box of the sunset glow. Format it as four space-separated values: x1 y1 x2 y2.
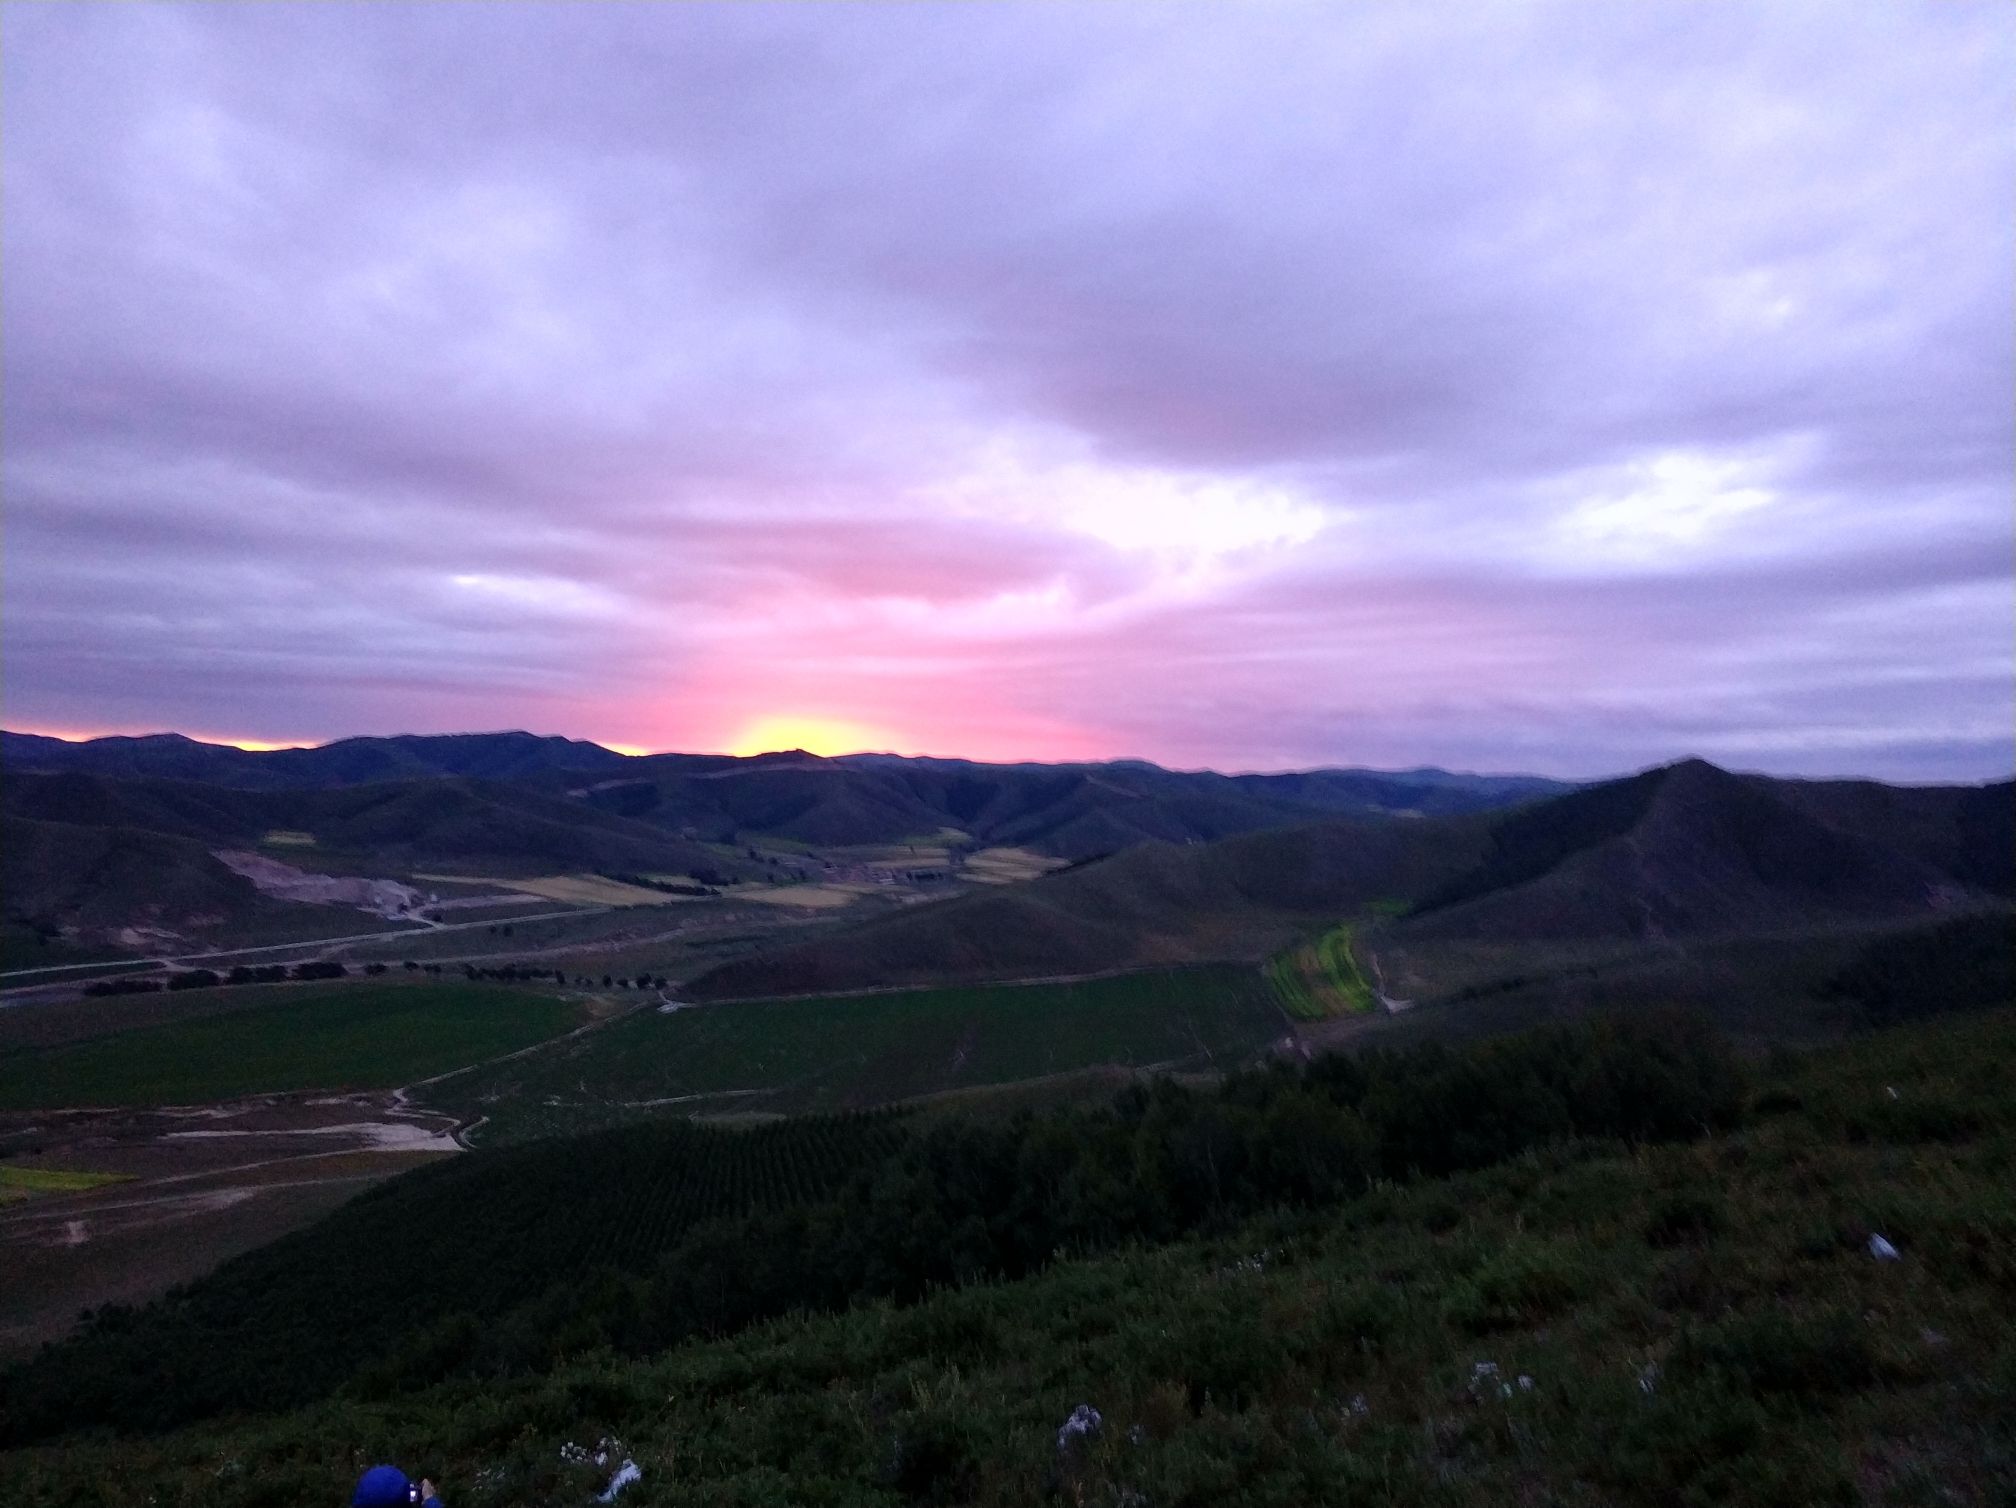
725 716 896 759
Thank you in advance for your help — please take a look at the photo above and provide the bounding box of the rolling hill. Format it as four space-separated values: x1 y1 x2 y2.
0 770 746 876
0 816 374 951
685 759 2014 1002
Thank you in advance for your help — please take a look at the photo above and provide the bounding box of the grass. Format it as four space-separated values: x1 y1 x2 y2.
5 1007 2010 1507
424 964 1288 1143
0 983 580 1110
0 1168 136 1204
1267 922 1376 1019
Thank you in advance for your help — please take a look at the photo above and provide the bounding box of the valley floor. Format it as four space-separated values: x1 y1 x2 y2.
0 1093 457 1358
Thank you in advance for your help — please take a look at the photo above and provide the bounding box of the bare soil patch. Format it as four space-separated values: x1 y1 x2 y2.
0 1091 457 1357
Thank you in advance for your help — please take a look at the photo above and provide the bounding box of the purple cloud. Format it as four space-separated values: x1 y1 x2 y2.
2 2 2010 777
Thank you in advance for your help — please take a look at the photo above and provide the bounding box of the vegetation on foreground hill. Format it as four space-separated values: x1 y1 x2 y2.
2 1011 1743 1441
1 1008 2010 1506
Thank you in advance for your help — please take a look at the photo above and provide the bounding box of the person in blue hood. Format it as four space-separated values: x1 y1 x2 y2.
352 1464 442 1507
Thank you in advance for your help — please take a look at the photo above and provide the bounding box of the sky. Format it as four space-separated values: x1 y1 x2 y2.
2 2 2011 780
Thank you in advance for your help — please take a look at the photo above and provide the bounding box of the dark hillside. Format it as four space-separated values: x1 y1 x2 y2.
1 773 747 881
0 772 268 844
1228 765 1568 814
1821 910 2016 1027
1401 760 1962 945
0 732 293 786
277 778 732 874
1408 764 1668 916
0 730 627 792
0 816 338 945
686 812 1489 999
1763 775 2016 895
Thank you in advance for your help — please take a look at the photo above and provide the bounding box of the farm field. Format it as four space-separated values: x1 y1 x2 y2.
424 963 1288 1142
962 846 1068 884
0 1167 134 1205
410 872 680 907
0 1094 460 1359
0 983 579 1110
1266 922 1376 1019
734 882 881 909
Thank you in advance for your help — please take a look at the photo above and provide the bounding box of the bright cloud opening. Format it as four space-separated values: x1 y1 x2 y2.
448 573 619 617
1556 451 1781 563
949 447 1327 569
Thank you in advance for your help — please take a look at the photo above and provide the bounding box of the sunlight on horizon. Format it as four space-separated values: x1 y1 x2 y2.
724 715 893 758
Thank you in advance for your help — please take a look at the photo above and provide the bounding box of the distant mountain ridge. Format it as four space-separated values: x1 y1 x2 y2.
0 729 1572 859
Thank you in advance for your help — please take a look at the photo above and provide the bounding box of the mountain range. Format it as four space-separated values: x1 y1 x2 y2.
0 730 1566 857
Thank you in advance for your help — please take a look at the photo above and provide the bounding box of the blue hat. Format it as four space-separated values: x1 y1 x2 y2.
354 1465 411 1507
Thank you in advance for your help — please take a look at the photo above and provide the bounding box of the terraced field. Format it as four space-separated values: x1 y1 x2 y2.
1266 922 1376 1019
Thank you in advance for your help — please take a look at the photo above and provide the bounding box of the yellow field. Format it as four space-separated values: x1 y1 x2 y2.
0 1167 136 1199
734 884 876 909
963 847 1068 884
863 846 954 866
413 873 689 907
259 830 318 848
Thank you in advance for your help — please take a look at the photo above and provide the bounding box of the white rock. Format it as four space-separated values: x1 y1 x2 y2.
1057 1404 1103 1452
1869 1233 1901 1261
596 1460 642 1502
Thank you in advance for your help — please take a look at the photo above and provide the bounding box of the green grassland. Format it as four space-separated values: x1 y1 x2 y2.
0 983 579 1110
424 964 1287 1142
5 1008 2009 1507
1267 922 1376 1019
0 1167 136 1204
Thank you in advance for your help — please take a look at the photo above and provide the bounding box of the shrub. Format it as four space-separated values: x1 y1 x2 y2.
1644 1190 1728 1247
1674 1308 1885 1398
1444 1237 1592 1332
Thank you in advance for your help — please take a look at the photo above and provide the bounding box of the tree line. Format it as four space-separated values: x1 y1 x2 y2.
84 958 353 996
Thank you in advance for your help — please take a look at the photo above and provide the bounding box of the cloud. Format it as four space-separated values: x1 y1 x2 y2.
2 2 2009 778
